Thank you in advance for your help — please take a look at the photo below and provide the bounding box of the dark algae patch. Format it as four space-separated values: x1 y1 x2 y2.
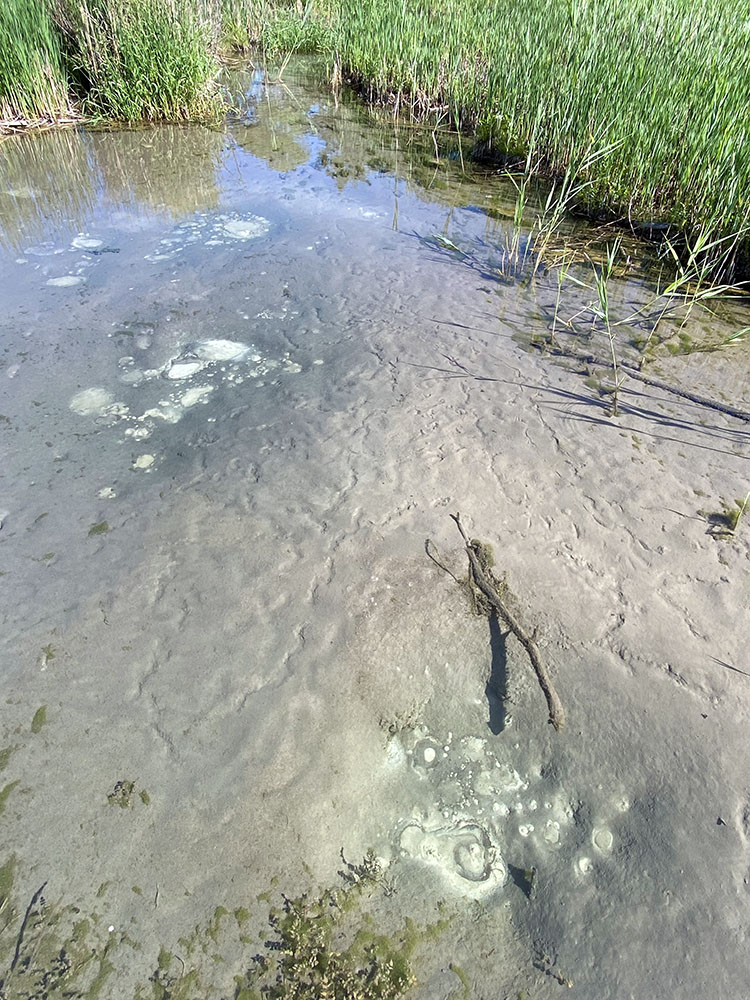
30 705 47 733
0 880 118 1000
0 857 15 907
0 782 20 817
106 780 151 808
219 874 431 1000
107 779 136 808
0 858 450 999
88 521 110 537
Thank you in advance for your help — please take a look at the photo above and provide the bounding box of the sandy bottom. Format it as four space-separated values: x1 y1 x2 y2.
0 64 749 999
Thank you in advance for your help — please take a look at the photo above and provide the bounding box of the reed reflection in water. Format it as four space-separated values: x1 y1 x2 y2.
0 123 226 251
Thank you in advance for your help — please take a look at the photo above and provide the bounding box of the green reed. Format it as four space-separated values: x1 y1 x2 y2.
59 0 221 122
3 0 750 266
332 0 750 267
0 0 70 121
220 0 330 54
0 0 329 126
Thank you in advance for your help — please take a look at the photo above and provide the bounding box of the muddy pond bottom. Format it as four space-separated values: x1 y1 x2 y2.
0 57 748 1000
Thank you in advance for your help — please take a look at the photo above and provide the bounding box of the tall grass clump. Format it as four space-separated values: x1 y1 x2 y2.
221 0 269 49
220 0 332 55
59 0 221 122
0 0 70 122
333 0 750 271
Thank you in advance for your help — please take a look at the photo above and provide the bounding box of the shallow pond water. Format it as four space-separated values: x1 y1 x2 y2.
1 59 749 999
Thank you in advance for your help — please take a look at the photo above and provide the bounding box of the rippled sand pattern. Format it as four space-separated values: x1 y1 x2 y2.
0 58 748 1000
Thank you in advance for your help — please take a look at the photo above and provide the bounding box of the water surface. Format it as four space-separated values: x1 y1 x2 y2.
1 58 748 1000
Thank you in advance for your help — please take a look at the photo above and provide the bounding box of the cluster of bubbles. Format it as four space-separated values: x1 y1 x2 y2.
69 337 320 479
144 212 272 262
385 727 621 898
19 234 114 287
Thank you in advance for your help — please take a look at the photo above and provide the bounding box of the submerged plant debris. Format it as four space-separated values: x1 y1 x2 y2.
0 860 440 1000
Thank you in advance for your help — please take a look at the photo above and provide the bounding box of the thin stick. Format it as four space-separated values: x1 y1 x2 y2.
425 538 463 586
450 514 565 732
544 343 750 422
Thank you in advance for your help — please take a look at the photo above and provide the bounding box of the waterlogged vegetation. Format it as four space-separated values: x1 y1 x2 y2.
221 0 332 56
4 0 750 269
0 855 439 1000
334 0 750 263
0 0 328 125
1 0 215 123
0 0 71 123
60 0 220 122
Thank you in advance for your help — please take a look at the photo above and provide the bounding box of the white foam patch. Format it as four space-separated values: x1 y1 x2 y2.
164 360 203 380
47 275 86 287
125 425 152 440
384 736 407 771
25 244 64 257
71 236 103 250
146 213 272 263
220 215 271 240
399 819 507 897
193 339 250 361
544 821 561 844
162 340 252 381
179 386 214 408
70 388 115 416
593 827 613 853
70 337 307 472
143 403 182 424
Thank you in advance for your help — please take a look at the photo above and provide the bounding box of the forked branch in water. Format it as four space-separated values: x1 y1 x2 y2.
448 513 565 732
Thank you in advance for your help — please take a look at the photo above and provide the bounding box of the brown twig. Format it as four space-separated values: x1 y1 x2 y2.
544 343 750 422
424 538 463 586
450 513 565 732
